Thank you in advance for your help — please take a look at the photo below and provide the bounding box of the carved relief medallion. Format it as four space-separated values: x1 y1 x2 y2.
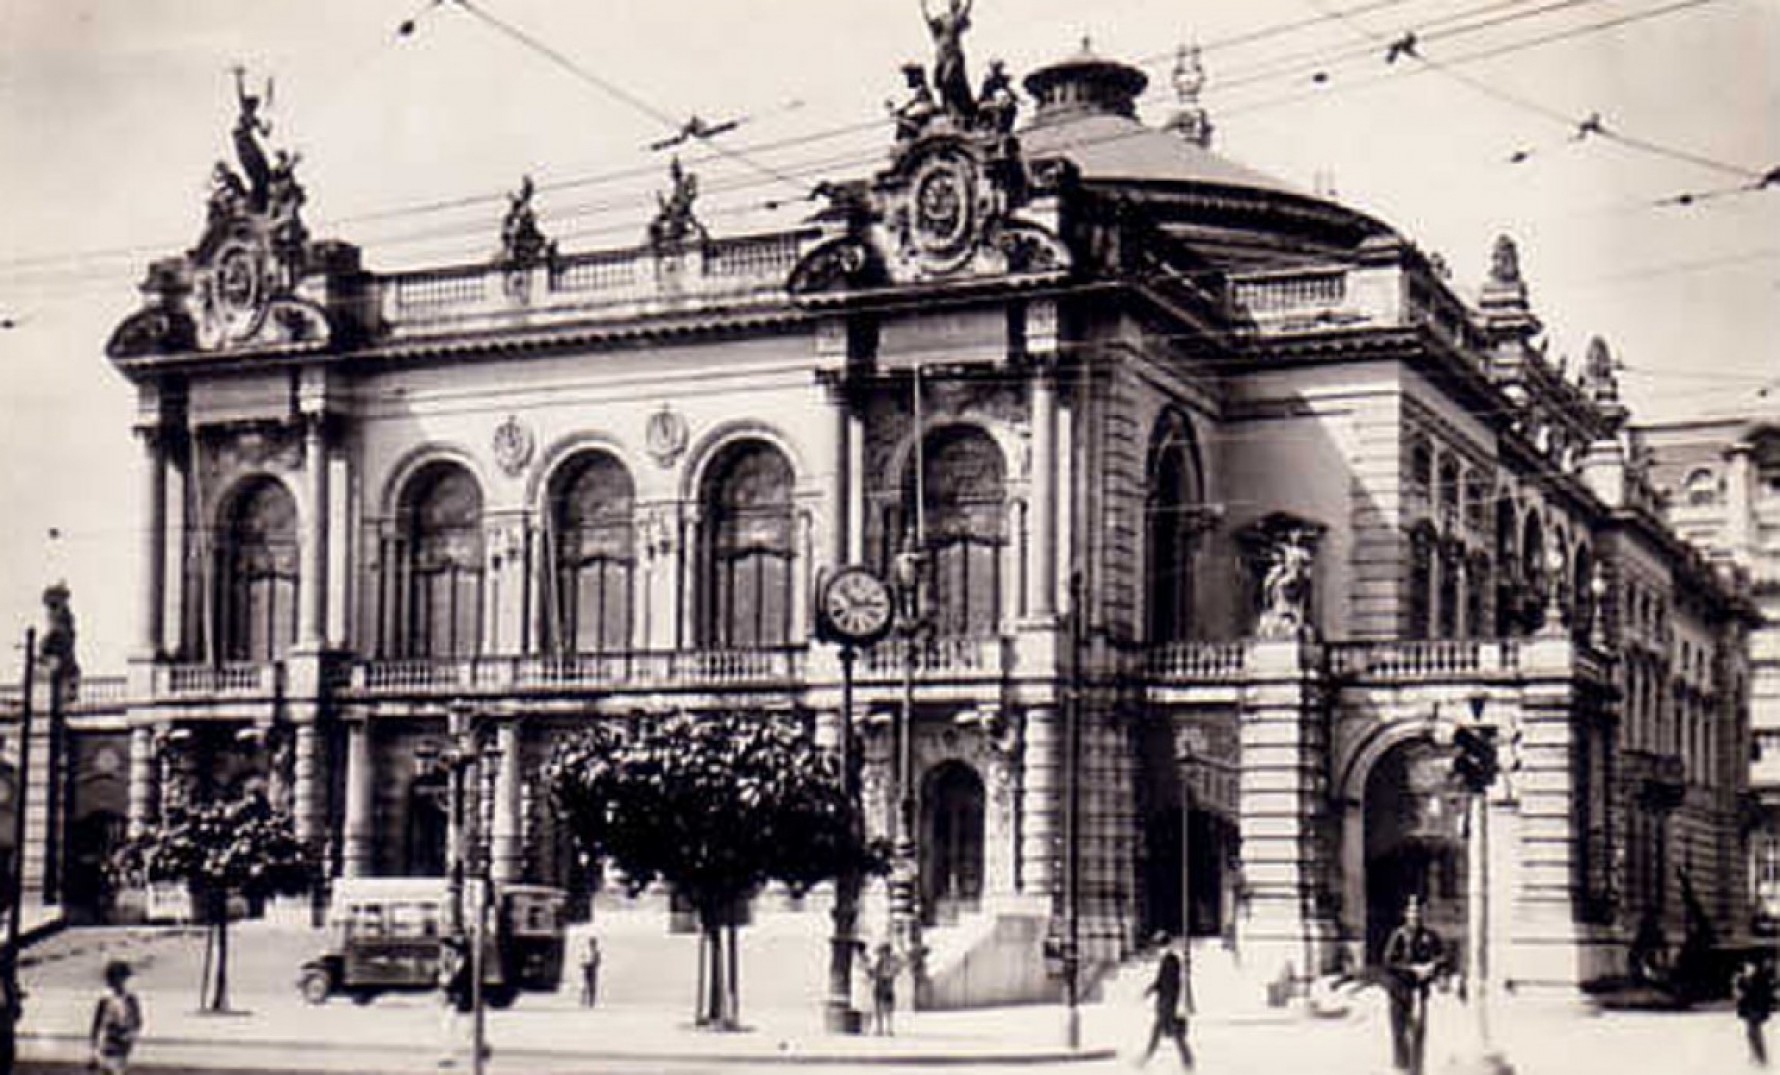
492 415 535 477
645 405 689 469
910 150 978 267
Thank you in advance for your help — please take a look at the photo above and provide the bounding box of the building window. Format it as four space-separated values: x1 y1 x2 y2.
218 476 298 662
397 462 485 659
1683 468 1719 506
699 441 795 648
1466 553 1490 640
1437 541 1461 639
915 427 1006 638
1408 437 1434 505
1438 459 1461 522
1146 415 1204 644
1407 525 1435 640
546 452 635 654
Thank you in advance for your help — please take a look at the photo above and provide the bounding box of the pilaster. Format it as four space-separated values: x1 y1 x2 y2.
341 715 375 878
1236 639 1337 984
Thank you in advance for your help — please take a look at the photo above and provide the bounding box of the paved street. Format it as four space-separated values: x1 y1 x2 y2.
9 922 1764 1073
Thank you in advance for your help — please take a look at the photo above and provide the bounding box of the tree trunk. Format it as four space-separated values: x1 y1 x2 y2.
726 923 740 1028
214 909 231 1012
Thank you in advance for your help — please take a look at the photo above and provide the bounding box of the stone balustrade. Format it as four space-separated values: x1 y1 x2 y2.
857 636 1008 679
375 230 814 338
163 661 282 697
1147 640 1249 682
1327 639 1521 681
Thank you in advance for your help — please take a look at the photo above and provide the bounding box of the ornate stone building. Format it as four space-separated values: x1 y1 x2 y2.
4 20 1754 1002
1638 406 1779 926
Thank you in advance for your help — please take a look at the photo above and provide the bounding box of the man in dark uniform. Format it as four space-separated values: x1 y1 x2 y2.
1382 896 1444 1075
1139 932 1194 1069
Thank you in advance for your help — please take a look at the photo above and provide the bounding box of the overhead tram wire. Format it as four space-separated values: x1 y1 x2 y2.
1233 0 1765 184
444 0 807 194
1 0 1766 285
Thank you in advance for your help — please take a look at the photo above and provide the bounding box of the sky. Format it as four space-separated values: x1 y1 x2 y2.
1 0 1777 673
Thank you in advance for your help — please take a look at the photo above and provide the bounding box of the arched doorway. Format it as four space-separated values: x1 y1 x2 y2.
1363 739 1466 961
921 761 984 925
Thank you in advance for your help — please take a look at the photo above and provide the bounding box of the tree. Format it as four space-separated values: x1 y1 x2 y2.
544 712 884 1029
110 791 311 1012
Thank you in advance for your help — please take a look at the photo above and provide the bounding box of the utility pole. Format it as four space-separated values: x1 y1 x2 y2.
1453 695 1514 1075
1062 570 1084 1049
3 628 37 1043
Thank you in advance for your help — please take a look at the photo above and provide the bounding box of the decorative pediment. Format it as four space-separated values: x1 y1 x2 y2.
788 9 1072 299
107 68 336 359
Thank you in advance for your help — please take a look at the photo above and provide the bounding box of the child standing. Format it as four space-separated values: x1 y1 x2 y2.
89 960 143 1075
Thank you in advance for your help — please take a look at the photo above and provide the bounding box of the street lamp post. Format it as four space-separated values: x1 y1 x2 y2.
418 703 497 1075
3 628 38 1048
891 541 929 1005
1062 569 1085 1050
1454 693 1514 1075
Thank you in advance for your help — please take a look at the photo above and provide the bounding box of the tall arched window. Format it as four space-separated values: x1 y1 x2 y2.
400 462 484 658
700 441 795 648
1521 512 1546 631
219 477 298 662
1466 552 1490 640
1494 496 1518 636
1407 525 1435 639
1572 544 1595 642
913 427 1006 638
1146 414 1204 644
1437 540 1461 639
547 452 635 654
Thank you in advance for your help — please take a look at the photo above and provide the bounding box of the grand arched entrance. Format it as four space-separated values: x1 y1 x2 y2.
1364 739 1466 960
921 761 984 926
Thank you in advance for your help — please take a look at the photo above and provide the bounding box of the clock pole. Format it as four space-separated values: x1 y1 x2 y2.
826 637 863 1034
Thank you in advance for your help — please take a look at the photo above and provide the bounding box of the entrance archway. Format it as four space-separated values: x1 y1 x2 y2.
1363 739 1466 960
921 761 984 925
407 770 450 877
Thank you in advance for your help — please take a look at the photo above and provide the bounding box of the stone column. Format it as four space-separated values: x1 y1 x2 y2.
1019 704 1062 896
136 425 167 658
127 726 158 839
298 416 329 650
342 718 375 878
1236 639 1336 985
1726 443 1755 561
1027 366 1058 622
491 720 524 884
293 722 322 847
326 451 352 648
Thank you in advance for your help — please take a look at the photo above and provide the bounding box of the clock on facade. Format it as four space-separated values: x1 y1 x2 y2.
817 565 894 646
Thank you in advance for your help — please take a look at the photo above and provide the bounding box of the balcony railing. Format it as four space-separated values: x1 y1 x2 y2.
858 637 1007 679
1147 641 1249 682
1327 640 1520 681
164 662 282 697
347 648 807 695
376 230 814 336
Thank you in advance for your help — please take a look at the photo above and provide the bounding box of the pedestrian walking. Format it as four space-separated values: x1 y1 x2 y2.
88 960 142 1075
579 934 602 1008
1139 931 1194 1069
868 941 899 1036
0 946 21 1075
436 934 468 1069
1735 953 1777 1067
1382 896 1445 1075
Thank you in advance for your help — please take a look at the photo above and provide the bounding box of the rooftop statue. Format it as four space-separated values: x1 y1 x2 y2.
975 59 1018 135
232 65 275 212
891 64 940 143
649 157 707 250
499 174 553 266
922 0 976 120
1489 234 1522 287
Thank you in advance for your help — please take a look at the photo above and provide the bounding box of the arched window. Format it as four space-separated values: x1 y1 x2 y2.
547 453 635 654
1494 496 1518 636
1409 438 1434 504
1146 415 1204 644
219 477 299 662
1437 540 1461 639
1522 512 1546 629
400 462 484 658
1438 459 1461 521
700 441 795 648
1683 468 1719 507
912 427 1006 638
1573 544 1595 642
1466 553 1490 639
1407 525 1435 640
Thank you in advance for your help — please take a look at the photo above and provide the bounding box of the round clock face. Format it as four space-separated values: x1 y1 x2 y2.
821 566 893 644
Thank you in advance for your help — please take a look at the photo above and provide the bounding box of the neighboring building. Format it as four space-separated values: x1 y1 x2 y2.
1639 405 1780 925
1 22 1756 1001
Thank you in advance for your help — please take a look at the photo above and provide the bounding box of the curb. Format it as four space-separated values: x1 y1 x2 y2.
20 1031 1118 1068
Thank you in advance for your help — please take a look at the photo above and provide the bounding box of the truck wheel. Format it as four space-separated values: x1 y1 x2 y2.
298 967 332 1006
350 988 378 1007
485 985 519 1009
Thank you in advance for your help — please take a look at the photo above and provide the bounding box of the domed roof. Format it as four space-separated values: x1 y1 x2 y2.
1020 108 1304 195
